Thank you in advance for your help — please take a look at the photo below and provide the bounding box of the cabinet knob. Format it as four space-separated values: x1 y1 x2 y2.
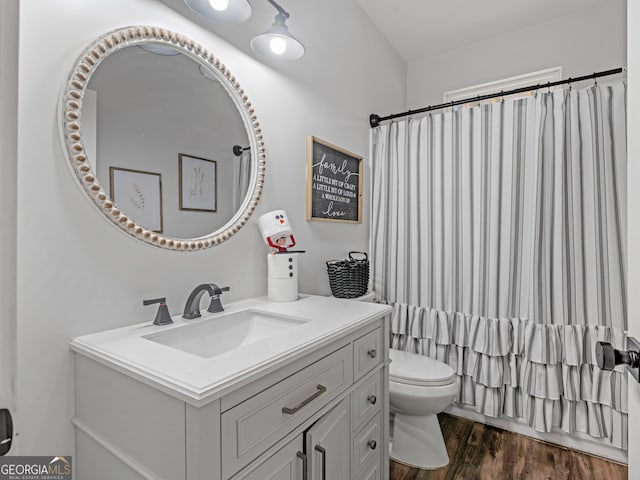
367 440 377 450
367 395 377 405
367 348 377 359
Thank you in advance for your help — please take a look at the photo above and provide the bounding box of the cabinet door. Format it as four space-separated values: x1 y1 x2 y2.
236 435 305 480
305 398 350 480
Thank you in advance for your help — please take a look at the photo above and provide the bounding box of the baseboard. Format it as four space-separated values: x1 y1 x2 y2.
445 405 628 465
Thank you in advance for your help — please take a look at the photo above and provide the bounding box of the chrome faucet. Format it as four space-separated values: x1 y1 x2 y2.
182 283 230 319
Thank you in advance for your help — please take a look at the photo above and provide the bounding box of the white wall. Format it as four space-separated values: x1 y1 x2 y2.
407 0 626 108
17 0 405 455
626 0 640 476
0 0 18 453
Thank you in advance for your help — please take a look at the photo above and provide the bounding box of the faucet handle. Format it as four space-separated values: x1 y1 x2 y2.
143 297 166 306
143 297 173 326
210 285 230 295
207 285 230 313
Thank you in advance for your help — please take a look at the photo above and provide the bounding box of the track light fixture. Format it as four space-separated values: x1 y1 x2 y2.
184 0 304 60
250 0 305 61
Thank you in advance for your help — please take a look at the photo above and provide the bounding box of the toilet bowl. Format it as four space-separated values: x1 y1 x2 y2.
337 292 458 469
389 348 459 469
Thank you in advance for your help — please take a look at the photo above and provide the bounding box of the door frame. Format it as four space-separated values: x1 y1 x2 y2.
627 0 640 477
0 0 19 456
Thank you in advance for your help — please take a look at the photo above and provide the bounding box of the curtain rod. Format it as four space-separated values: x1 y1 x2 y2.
369 67 625 128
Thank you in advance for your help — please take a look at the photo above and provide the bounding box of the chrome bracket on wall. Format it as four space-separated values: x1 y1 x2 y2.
596 336 640 382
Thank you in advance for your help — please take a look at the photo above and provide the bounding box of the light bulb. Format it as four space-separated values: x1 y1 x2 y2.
209 0 229 11
270 37 287 55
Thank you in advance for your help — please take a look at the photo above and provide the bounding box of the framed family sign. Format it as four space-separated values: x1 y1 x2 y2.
306 136 363 223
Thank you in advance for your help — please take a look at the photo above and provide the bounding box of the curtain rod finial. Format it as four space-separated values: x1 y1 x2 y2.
370 113 381 128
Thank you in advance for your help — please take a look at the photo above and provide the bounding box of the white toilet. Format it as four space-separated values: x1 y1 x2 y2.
336 292 459 469
389 348 459 469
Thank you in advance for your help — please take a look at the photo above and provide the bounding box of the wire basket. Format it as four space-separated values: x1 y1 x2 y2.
326 251 369 299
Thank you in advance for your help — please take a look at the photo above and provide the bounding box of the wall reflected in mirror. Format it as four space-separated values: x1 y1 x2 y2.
85 44 251 238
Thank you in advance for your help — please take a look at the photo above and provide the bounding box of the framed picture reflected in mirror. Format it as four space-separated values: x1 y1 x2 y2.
179 153 217 213
109 167 163 233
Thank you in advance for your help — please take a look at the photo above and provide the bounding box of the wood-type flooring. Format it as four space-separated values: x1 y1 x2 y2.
389 413 627 480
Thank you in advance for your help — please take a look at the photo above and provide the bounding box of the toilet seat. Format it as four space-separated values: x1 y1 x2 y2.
389 349 456 387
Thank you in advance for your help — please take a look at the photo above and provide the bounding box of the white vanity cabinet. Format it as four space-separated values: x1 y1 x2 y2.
232 436 304 480
235 398 352 480
72 301 390 480
306 398 351 480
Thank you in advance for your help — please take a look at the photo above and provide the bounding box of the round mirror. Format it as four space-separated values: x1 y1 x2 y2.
59 26 265 250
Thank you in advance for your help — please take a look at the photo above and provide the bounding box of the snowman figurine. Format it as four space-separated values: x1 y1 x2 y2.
257 210 297 253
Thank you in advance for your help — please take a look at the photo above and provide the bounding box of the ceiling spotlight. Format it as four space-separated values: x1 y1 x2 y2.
251 0 305 61
209 0 229 10
184 0 252 24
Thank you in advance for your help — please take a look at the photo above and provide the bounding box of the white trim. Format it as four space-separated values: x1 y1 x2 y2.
627 0 640 476
446 404 628 465
443 67 563 102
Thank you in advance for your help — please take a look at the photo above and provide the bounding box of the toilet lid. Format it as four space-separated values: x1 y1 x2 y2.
389 349 456 387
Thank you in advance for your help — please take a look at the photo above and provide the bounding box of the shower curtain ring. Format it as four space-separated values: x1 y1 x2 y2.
593 72 598 86
547 81 551 94
568 77 572 91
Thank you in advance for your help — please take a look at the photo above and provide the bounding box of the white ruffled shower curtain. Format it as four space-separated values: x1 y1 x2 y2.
370 82 628 448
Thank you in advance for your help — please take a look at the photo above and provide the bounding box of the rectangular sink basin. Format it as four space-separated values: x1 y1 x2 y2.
144 310 310 358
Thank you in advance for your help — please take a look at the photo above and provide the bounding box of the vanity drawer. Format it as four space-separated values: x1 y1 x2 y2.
352 413 382 479
221 344 353 479
353 327 383 381
351 369 382 433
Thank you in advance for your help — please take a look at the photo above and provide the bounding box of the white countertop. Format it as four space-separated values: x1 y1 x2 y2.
71 295 392 407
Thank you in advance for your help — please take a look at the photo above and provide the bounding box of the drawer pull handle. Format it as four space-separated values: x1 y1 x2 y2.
282 384 327 415
367 440 377 450
367 394 377 405
315 445 327 480
297 451 308 480
367 348 377 359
